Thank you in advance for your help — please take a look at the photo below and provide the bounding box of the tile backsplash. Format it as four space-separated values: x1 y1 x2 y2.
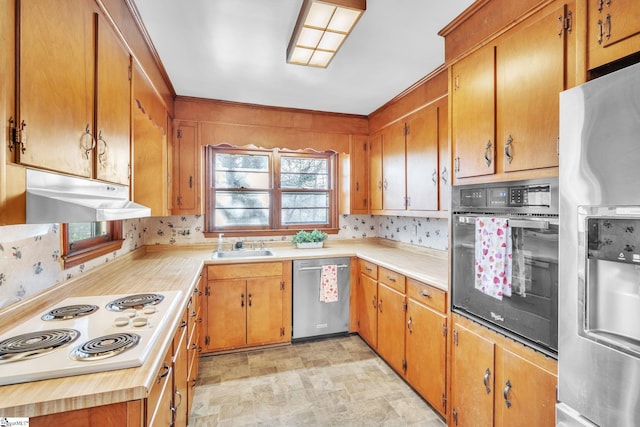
0 214 448 309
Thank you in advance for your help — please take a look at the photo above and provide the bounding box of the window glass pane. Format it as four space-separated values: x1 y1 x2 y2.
281 192 329 225
68 222 108 244
215 191 270 227
280 157 328 189
215 153 270 189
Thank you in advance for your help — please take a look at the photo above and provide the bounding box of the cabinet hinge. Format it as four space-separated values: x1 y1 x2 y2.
177 129 183 140
280 327 285 337
404 123 410 136
204 336 210 346
363 142 367 151
442 393 447 412
402 359 407 373
452 408 458 426
564 11 573 33
280 281 285 291
128 64 132 81
402 300 407 312
453 329 459 346
128 164 131 180
8 117 26 156
205 286 210 297
442 323 448 337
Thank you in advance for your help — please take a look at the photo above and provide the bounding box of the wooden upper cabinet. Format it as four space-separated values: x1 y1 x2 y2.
406 105 439 211
172 121 200 214
381 121 406 211
437 98 450 211
349 134 369 214
588 0 640 69
368 131 383 211
95 14 131 185
451 44 496 180
496 5 566 173
18 0 95 178
17 1 132 185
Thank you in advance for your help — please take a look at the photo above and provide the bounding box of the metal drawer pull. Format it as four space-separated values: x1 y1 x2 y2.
503 380 512 407
419 289 432 298
365 266 372 272
483 368 491 394
386 276 396 282
297 264 349 271
158 363 170 382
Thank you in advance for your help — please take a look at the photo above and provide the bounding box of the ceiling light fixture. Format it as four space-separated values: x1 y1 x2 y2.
287 0 366 68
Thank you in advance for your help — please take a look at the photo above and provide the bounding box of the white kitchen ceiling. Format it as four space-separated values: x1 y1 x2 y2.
131 0 476 115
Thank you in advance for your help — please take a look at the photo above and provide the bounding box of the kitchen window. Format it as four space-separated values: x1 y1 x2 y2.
62 221 123 268
204 146 338 235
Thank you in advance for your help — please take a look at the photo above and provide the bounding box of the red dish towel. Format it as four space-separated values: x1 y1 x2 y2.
320 265 339 303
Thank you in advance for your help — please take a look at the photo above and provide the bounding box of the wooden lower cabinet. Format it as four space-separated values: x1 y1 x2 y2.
450 314 557 427
147 347 174 427
30 401 144 427
203 262 292 353
357 259 449 418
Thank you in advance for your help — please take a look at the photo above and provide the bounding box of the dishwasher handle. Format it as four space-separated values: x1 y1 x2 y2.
296 264 349 271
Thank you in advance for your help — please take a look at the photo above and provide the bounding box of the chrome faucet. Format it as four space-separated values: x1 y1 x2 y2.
217 233 224 252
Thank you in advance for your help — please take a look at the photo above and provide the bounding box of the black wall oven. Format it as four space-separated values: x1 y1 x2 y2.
451 178 559 357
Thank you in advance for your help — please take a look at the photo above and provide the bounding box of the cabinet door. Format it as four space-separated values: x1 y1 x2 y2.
173 121 199 214
350 135 369 214
95 14 131 185
405 299 447 416
246 277 285 346
376 283 405 374
406 106 438 211
451 45 495 180
206 279 246 350
497 5 565 173
368 131 383 211
451 322 495 427
437 98 450 211
358 273 378 348
173 325 188 427
18 0 94 177
382 121 406 210
588 0 640 69
494 347 557 427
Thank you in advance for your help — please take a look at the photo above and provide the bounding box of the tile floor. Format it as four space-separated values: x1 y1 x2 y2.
189 335 446 426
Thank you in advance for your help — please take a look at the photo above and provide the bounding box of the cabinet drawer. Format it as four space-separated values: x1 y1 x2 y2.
379 267 405 293
407 278 446 313
359 259 378 279
147 349 172 423
208 262 283 280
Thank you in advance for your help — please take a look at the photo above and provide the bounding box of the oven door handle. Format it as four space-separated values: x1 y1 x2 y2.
457 216 551 230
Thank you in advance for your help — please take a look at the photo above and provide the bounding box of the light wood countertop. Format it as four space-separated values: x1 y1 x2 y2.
0 238 447 418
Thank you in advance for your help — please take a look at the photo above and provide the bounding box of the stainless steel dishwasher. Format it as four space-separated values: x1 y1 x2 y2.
292 257 350 341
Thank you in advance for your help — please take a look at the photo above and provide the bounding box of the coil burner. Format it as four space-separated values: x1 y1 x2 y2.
41 304 99 321
0 329 80 364
105 293 164 312
71 332 140 361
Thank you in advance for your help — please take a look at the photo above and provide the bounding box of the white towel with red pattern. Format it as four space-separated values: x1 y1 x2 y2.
320 264 339 303
474 217 512 300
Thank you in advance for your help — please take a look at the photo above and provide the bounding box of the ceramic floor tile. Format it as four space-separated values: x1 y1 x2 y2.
188 335 445 426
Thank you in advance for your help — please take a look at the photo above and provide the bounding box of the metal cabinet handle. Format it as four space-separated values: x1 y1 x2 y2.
241 293 245 308
386 276 396 283
383 179 388 190
432 169 437 185
505 135 513 164
97 130 107 165
441 166 448 185
174 389 183 410
82 124 96 159
483 368 491 394
371 296 377 309
503 380 512 407
189 176 193 188
484 140 493 167
377 180 383 190
419 289 432 299
180 319 187 329
248 293 252 307
158 363 170 382
378 299 383 312
365 266 372 272
191 342 197 351
190 310 197 318
454 156 460 174
407 316 413 334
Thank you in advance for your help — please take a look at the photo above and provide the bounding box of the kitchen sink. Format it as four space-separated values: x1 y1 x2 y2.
211 249 275 259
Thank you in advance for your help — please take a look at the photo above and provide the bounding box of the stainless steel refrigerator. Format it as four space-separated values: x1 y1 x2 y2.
558 61 640 426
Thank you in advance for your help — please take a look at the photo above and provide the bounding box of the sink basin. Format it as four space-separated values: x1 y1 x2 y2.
212 249 275 259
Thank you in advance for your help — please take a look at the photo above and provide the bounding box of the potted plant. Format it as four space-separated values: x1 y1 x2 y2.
292 229 328 249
